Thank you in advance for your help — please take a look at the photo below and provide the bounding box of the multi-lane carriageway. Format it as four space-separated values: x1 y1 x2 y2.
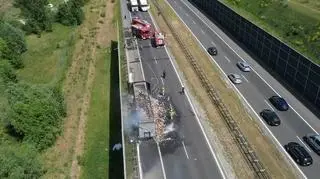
122 0 320 178
121 0 225 179
166 0 320 178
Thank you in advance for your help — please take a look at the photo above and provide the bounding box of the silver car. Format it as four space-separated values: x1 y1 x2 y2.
237 61 251 72
228 73 242 84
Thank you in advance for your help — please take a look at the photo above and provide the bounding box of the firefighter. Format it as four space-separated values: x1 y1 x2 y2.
124 15 126 19
181 86 185 95
162 70 166 79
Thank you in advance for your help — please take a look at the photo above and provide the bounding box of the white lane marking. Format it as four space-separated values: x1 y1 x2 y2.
137 144 144 179
157 143 167 179
154 57 158 64
164 1 307 178
241 74 249 83
148 9 227 179
185 13 189 17
264 100 274 111
182 141 190 159
161 77 164 85
211 41 216 46
297 136 311 152
192 20 196 24
201 30 205 34
224 56 230 63
178 0 319 136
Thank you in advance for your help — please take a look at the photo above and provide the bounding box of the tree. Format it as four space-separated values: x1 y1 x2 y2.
0 21 26 68
14 0 53 33
6 83 66 150
0 60 17 85
56 0 85 26
0 144 45 178
0 38 9 59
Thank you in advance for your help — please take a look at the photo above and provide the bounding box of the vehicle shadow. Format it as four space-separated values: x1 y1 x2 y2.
108 40 124 179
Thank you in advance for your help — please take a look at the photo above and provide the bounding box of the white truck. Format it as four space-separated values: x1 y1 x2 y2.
138 0 150 11
130 0 139 12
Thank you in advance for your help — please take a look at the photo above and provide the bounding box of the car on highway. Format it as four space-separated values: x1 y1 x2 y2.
260 109 281 126
284 142 313 166
228 74 242 84
207 46 217 56
303 134 320 155
236 61 251 72
269 96 289 111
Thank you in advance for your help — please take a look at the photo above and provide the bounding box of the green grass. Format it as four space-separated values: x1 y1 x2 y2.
17 23 75 84
288 1 320 21
81 42 123 179
221 0 320 64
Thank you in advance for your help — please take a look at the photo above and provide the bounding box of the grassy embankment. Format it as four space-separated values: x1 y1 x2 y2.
150 0 298 178
80 0 123 179
221 0 320 64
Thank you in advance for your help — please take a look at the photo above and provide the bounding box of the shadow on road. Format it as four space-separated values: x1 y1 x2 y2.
108 40 124 179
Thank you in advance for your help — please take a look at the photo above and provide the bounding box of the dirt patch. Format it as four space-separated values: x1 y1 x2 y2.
41 0 117 178
150 0 298 178
0 0 12 13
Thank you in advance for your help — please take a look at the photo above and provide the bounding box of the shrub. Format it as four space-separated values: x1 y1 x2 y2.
0 144 45 178
6 83 66 150
0 60 17 85
14 0 53 33
0 21 26 68
56 0 85 26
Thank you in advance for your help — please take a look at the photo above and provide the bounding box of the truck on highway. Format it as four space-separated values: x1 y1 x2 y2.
129 0 139 12
138 0 150 11
154 31 165 47
131 17 153 39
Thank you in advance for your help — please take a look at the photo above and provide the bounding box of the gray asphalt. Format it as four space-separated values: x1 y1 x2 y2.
132 10 224 179
166 0 320 178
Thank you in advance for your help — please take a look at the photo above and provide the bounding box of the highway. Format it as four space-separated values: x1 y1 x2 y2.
121 0 225 178
165 0 320 178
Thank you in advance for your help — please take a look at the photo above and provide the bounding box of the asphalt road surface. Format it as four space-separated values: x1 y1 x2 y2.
121 1 225 179
135 11 225 179
165 0 320 178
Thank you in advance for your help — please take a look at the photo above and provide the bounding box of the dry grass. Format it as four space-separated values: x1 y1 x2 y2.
0 0 12 13
40 0 116 178
150 0 298 178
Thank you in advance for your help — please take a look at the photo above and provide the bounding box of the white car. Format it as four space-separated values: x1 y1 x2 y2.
228 73 242 84
237 61 251 72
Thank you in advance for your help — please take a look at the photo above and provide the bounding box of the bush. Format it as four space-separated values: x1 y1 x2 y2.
6 83 66 150
0 144 45 178
0 60 17 85
14 0 53 33
0 21 26 68
56 0 85 26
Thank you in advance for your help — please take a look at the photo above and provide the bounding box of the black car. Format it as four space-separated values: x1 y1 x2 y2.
303 134 320 155
269 96 289 111
207 46 217 56
284 142 313 166
260 109 281 126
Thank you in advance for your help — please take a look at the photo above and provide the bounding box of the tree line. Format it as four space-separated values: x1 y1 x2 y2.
0 0 88 178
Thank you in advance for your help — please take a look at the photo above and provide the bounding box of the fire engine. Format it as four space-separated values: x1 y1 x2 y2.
154 31 165 47
131 17 153 40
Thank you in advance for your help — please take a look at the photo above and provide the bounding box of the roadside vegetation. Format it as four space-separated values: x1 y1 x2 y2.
222 0 320 64
0 0 90 178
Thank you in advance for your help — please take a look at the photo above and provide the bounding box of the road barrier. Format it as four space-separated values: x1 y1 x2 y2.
152 0 271 178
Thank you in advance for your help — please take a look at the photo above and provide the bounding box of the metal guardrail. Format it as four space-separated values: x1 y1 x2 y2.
152 0 271 178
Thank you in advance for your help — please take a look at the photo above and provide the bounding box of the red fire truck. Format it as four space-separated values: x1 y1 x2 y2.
131 17 153 40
